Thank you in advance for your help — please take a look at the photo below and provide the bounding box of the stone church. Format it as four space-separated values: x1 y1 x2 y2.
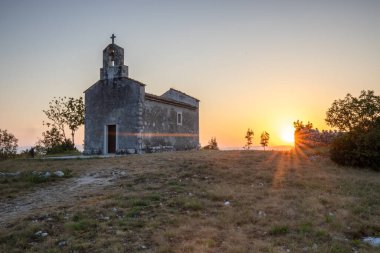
84 35 199 154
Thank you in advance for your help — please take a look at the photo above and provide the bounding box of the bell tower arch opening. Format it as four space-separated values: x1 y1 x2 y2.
100 34 129 80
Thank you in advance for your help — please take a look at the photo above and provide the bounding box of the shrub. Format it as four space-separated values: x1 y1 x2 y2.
203 137 218 150
0 129 18 160
46 138 77 155
330 119 380 170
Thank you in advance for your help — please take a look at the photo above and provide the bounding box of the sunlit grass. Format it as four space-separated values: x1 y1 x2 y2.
0 150 379 252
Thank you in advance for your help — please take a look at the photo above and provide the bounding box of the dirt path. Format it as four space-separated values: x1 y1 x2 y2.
0 168 127 228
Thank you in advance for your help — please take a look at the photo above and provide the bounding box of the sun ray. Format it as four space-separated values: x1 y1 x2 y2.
281 126 295 144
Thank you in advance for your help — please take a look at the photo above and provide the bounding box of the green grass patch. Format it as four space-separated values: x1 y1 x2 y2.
269 225 289 236
64 213 98 232
128 198 150 207
126 206 143 218
44 150 82 157
119 217 145 228
168 196 204 211
298 222 313 235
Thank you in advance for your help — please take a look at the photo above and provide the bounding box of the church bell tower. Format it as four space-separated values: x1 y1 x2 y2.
100 34 129 80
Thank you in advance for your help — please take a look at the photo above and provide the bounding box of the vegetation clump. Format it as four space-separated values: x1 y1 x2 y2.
203 137 219 150
243 128 254 150
260 131 270 151
329 118 380 170
37 96 84 155
0 129 18 160
326 90 380 170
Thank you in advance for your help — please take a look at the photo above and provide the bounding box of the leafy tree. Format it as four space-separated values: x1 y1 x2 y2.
39 127 64 150
293 120 313 132
243 128 254 150
293 120 314 150
326 90 380 170
43 97 67 138
260 131 270 151
43 96 84 145
325 90 380 132
203 137 219 150
0 129 18 159
330 118 380 170
37 127 76 154
64 97 85 145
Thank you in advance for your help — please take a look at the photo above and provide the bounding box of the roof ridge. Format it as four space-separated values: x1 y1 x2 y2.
164 88 200 101
145 93 197 110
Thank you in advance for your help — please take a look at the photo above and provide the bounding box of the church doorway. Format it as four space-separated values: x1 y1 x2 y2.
107 125 116 153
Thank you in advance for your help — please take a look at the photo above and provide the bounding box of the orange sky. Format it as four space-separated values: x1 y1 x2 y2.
0 1 379 149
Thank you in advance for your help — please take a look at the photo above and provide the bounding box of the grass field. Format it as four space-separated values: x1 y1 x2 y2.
0 150 379 253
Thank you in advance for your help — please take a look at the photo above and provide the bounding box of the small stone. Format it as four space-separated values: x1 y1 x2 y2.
58 240 67 247
363 237 380 247
126 149 135 154
224 201 230 206
141 245 147 249
258 210 267 217
44 172 51 177
54 171 65 177
112 207 118 212
35 231 48 237
0 172 20 176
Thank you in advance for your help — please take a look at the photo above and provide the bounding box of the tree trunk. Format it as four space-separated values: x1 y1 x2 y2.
71 131 75 146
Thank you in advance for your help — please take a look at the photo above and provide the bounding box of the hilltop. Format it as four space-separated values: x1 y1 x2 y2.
0 151 379 252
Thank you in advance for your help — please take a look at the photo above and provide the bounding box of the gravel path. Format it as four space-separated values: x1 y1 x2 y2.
0 168 126 228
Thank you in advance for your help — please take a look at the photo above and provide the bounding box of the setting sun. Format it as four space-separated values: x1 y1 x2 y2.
281 126 295 144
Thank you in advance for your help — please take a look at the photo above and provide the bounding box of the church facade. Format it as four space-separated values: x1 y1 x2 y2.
84 36 199 154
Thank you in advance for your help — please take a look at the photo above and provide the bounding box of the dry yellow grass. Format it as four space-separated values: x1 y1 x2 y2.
0 150 379 252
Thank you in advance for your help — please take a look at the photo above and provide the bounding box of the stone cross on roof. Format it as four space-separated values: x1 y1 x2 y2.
110 34 116 44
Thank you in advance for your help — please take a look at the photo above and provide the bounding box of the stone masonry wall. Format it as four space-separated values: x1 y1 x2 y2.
142 99 199 151
84 78 144 154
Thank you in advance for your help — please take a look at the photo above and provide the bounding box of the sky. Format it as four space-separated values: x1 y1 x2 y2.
0 0 379 149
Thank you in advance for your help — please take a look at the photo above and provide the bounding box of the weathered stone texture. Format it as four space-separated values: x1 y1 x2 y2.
142 99 199 150
161 88 199 107
100 44 128 80
84 40 199 155
84 78 144 154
